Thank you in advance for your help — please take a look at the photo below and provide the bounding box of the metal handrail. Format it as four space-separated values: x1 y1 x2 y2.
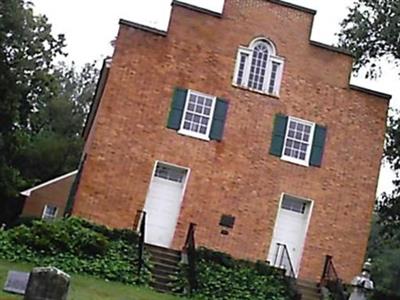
183 223 197 293
320 255 347 300
136 210 146 278
272 243 296 278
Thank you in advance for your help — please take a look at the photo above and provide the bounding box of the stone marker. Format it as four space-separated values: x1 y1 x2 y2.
3 271 30 294
24 267 70 300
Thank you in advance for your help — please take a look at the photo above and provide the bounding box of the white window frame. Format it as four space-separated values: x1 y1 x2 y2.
267 56 284 96
178 89 217 141
232 39 284 97
281 116 315 167
42 204 58 220
233 46 252 87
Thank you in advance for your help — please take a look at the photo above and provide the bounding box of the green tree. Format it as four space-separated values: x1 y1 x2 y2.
16 62 99 183
339 0 400 237
339 1 400 296
0 0 65 219
338 0 400 78
0 0 99 223
367 216 400 296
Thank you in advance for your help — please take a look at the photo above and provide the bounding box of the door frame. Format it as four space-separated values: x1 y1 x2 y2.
140 160 191 244
267 192 314 277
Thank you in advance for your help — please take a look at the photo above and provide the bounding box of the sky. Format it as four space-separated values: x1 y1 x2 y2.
31 0 399 196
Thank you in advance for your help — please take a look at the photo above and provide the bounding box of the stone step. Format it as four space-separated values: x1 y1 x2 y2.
299 289 320 299
152 261 180 273
150 281 172 293
301 296 321 300
297 279 319 289
146 244 181 258
152 265 179 277
146 244 181 293
297 280 320 300
150 255 181 266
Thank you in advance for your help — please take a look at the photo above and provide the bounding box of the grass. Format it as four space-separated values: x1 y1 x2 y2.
0 260 186 300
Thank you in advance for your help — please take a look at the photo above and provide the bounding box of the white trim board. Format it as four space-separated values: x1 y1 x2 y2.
20 170 78 197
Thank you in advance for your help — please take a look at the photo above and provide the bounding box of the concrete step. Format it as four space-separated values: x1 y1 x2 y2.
150 281 172 293
297 280 320 300
297 279 319 289
146 244 181 258
152 265 179 277
150 255 181 266
152 261 180 273
146 244 181 293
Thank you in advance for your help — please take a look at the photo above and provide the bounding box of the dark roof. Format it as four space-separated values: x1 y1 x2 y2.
172 0 223 18
349 84 392 101
309 40 353 57
268 0 316 15
119 19 167 36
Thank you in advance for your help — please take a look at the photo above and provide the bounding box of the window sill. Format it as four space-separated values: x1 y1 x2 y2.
280 156 310 167
178 129 211 141
231 83 280 99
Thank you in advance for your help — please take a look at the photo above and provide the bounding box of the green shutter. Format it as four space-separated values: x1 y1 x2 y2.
269 114 288 157
310 125 327 167
210 98 229 141
167 88 187 130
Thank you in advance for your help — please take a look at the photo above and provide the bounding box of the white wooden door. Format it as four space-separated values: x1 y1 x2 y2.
144 163 187 248
267 195 311 276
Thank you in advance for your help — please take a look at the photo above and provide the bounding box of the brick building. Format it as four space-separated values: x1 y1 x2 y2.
69 0 390 283
20 171 77 220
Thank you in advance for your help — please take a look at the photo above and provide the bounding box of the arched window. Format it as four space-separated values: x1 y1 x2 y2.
233 38 284 96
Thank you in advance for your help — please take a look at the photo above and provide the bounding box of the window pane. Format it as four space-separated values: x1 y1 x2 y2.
248 42 269 91
155 164 186 183
236 53 248 85
268 62 280 94
181 91 215 136
43 205 57 219
283 119 313 162
281 195 307 214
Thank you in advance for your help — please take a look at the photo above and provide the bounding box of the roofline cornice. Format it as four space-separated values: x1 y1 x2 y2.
172 0 223 18
267 0 316 15
309 40 353 57
119 19 167 37
349 84 392 101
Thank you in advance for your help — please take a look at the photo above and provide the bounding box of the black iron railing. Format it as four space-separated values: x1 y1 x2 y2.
136 210 146 278
183 223 197 293
320 255 347 300
272 243 296 278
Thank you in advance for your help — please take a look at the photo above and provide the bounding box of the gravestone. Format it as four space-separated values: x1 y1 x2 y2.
24 267 70 300
3 271 30 294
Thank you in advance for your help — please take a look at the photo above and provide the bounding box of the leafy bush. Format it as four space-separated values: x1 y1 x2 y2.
0 217 150 285
174 248 293 300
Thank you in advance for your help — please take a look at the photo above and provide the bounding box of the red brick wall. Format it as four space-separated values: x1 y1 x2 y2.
73 0 388 282
22 174 75 218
